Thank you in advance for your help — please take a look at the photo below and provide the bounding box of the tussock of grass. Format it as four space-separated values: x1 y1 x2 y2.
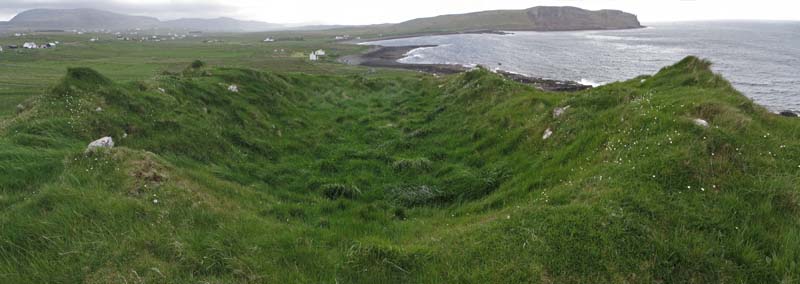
386 184 444 206
391 157 433 172
321 183 362 200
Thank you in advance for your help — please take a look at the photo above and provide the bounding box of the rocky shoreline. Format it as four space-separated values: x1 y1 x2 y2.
340 45 592 92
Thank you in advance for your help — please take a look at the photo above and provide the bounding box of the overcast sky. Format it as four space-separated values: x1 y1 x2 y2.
1 0 798 25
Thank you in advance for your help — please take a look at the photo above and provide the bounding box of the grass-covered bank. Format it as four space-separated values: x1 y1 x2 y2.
1 57 799 283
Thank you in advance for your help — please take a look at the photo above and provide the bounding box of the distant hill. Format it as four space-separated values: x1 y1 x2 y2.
331 6 642 38
163 17 283 32
5 8 284 32
9 8 160 30
3 6 641 35
391 6 641 33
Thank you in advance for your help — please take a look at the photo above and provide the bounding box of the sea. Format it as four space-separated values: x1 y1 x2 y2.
363 21 800 112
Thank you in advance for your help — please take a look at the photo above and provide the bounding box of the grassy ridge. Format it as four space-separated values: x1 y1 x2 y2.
0 57 799 283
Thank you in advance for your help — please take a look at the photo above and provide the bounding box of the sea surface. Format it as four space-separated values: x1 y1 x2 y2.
364 21 800 112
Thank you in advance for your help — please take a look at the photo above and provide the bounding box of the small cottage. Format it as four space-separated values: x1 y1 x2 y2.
309 52 318 61
314 49 326 56
263 37 275 42
22 42 37 49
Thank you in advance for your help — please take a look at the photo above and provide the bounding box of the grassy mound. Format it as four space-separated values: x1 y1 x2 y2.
1 57 798 283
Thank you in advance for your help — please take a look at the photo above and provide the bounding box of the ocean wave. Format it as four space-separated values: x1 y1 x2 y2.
584 34 652 42
578 78 605 87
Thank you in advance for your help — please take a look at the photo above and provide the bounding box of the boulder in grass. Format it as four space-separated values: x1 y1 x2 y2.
542 128 553 140
86 137 114 153
779 111 798 117
693 118 709 128
553 106 570 118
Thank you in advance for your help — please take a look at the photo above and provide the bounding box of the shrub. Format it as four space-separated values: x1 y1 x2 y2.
190 60 206 69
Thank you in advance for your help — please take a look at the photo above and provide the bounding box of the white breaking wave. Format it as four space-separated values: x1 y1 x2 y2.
578 78 605 87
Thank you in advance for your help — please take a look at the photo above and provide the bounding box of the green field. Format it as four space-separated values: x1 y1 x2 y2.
1 32 799 283
0 32 370 117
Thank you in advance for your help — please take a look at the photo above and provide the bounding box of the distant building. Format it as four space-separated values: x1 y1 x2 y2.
89 38 98 42
314 49 326 56
334 35 350 40
22 42 37 49
263 37 275 42
309 52 318 61
8 45 18 49
0 46 3 52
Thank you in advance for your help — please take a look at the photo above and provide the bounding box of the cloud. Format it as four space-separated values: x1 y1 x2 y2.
0 0 238 21
1 0 798 24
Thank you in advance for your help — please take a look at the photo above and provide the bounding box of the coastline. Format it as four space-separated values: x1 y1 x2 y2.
346 26 647 44
346 30 512 44
340 44 592 92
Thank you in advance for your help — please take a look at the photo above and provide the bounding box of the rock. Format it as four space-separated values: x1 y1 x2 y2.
228 85 239 93
158 87 166 93
779 110 798 117
95 107 103 112
553 106 570 118
497 70 591 92
693 118 709 128
15 104 25 113
86 136 114 153
542 128 553 140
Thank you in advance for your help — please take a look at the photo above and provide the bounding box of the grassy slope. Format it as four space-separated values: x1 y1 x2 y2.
0 57 798 283
378 10 533 35
0 33 368 118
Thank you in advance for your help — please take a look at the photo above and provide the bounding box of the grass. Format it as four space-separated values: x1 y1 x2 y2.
0 32 371 120
0 31 798 283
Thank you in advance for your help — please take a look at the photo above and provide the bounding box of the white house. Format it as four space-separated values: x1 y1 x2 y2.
314 49 326 56
0 46 3 52
263 37 275 42
309 52 318 61
22 42 37 49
